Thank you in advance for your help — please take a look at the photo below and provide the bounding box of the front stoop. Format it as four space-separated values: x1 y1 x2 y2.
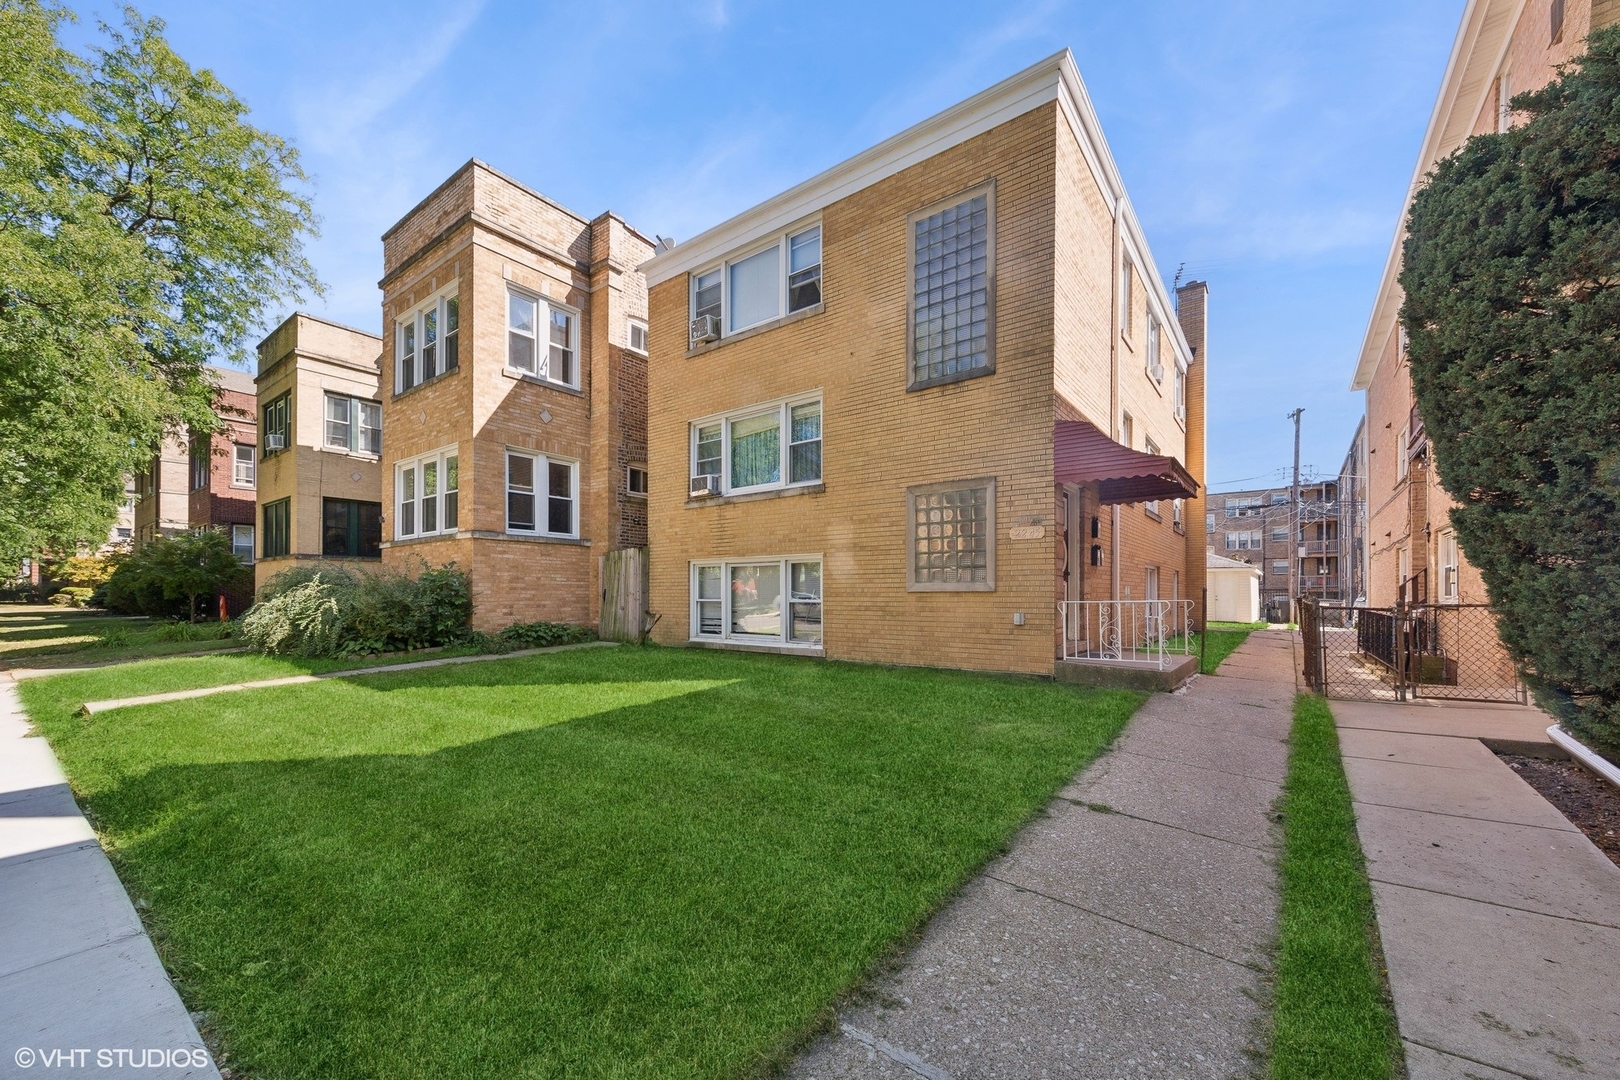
1053 654 1198 692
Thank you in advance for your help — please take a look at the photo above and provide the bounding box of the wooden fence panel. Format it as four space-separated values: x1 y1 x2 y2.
600 547 649 642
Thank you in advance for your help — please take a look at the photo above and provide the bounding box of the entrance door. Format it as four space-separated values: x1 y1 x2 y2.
1063 487 1084 602
1145 567 1160 600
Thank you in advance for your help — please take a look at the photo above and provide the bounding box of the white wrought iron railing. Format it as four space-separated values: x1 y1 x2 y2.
1059 600 1197 670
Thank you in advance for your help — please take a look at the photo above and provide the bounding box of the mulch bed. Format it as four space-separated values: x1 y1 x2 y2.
1499 752 1620 869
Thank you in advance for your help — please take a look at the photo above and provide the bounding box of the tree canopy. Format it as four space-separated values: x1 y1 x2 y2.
1401 25 1620 755
0 1 318 567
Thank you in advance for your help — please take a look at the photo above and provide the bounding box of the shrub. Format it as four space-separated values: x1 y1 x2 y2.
97 627 133 648
48 586 93 607
1400 26 1620 756
240 562 472 657
45 553 120 589
495 621 596 650
103 530 251 621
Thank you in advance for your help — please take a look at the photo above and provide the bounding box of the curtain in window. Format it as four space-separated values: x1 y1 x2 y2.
730 413 780 488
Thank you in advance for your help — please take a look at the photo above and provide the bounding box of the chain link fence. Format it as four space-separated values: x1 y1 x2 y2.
1301 599 1526 704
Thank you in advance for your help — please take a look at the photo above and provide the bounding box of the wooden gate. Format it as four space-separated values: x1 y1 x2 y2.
599 547 649 642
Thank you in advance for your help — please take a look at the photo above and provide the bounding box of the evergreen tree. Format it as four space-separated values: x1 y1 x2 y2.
1401 25 1620 755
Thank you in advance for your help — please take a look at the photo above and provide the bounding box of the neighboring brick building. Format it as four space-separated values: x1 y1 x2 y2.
1205 481 1343 613
132 433 189 544
252 313 385 592
1354 0 1619 607
639 51 1206 678
187 366 258 569
378 160 652 630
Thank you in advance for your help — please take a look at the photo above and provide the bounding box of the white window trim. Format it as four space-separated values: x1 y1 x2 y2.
505 287 581 389
231 444 256 489
689 218 822 343
689 555 824 648
689 392 822 497
627 318 649 355
626 464 648 498
394 445 460 541
394 285 460 394
1438 530 1460 603
232 523 255 564
504 448 579 538
323 393 382 456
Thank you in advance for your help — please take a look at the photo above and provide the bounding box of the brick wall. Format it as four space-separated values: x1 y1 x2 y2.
647 106 1065 675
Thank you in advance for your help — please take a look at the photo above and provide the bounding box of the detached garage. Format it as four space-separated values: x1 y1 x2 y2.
1207 553 1262 624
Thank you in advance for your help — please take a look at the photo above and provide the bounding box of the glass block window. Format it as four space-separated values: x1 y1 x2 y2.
910 190 991 387
908 479 995 590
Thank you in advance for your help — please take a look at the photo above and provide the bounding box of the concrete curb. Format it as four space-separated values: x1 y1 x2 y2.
3 646 253 681
78 640 619 716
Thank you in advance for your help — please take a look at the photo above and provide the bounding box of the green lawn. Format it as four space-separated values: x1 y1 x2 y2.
0 606 239 667
23 646 1141 1079
1164 624 1256 674
1270 694 1401 1079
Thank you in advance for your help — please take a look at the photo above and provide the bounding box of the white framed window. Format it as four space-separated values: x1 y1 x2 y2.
233 444 256 487
1146 311 1163 381
1497 70 1513 133
395 290 459 393
324 394 381 455
1225 530 1262 551
395 447 459 540
689 394 822 496
626 464 648 498
909 187 993 389
1438 530 1460 602
1120 412 1134 449
506 450 576 537
1174 362 1186 421
1172 498 1183 529
691 557 822 646
627 318 648 355
1272 560 1289 575
688 221 822 345
1271 526 1289 542
507 289 578 388
232 524 255 563
1121 256 1134 337
908 477 995 591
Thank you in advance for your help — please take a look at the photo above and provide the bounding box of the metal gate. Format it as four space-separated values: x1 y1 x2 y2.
1301 599 1526 704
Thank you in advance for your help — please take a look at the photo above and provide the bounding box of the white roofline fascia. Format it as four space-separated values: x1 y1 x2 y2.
1350 0 1521 390
641 48 1195 369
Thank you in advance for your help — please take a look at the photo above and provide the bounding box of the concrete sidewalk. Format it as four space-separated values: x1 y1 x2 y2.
0 679 218 1079
1332 698 1620 1079
789 630 1298 1079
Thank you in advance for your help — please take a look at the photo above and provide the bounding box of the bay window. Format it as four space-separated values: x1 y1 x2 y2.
506 451 576 537
688 222 823 345
396 291 458 393
507 289 578 387
395 447 459 540
691 557 822 646
689 395 822 495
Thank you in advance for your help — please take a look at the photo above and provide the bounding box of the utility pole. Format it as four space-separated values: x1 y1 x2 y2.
1288 408 1304 622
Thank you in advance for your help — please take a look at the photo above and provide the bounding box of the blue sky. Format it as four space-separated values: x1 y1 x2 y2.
66 0 1463 490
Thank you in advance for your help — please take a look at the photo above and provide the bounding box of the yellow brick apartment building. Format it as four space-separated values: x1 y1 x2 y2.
1354 0 1620 608
379 161 652 630
641 51 1206 677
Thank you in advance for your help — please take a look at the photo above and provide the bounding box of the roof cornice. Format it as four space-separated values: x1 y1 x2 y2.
639 49 1193 366
1351 0 1524 390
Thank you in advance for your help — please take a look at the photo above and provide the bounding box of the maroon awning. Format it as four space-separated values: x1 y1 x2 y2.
1054 418 1199 505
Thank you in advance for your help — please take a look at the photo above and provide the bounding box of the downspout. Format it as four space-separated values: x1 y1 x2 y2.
1110 199 1122 602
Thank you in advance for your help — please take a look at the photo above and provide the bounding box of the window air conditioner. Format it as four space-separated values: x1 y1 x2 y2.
1174 404 1186 423
1149 362 1165 382
690 474 721 498
265 433 285 450
689 314 721 346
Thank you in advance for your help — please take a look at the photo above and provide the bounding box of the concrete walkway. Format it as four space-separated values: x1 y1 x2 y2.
1332 698 1620 1079
790 630 1298 1079
0 680 219 1079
